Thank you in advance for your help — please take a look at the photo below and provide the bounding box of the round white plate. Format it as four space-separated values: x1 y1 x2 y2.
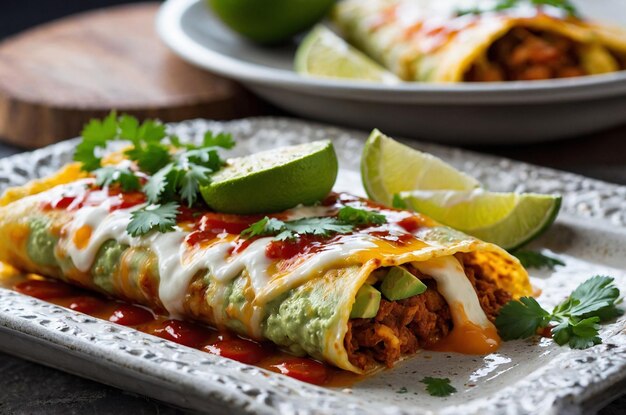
156 0 626 144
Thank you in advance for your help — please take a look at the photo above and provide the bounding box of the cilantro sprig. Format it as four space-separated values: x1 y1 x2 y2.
495 276 623 349
242 206 388 240
74 111 235 236
457 0 578 18
93 166 141 192
420 377 457 397
337 206 386 226
512 250 565 270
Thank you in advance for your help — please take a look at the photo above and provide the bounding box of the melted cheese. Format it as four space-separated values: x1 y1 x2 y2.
414 255 500 354
255 234 377 304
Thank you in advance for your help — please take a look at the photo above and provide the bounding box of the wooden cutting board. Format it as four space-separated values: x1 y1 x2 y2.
0 2 258 148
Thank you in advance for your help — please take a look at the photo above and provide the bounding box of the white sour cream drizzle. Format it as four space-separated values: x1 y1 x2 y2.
52 190 378 335
414 256 493 328
29 183 494 336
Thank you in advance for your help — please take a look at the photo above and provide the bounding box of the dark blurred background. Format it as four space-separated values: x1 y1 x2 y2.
1 0 145 38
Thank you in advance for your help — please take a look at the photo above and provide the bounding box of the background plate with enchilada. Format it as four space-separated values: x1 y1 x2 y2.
156 0 626 143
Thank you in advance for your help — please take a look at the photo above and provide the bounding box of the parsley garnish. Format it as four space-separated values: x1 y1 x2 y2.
495 276 623 349
512 250 565 270
93 166 141 192
457 0 578 18
420 377 456 397
127 203 180 237
242 206 388 240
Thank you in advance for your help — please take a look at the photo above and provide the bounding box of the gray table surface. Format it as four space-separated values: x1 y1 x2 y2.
0 123 625 414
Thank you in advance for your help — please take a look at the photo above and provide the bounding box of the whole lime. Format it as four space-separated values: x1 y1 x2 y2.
207 0 336 44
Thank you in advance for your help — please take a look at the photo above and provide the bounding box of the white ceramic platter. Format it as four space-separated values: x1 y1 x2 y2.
156 0 626 144
0 117 626 414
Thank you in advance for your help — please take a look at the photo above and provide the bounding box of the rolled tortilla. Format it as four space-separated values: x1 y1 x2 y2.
0 164 531 373
332 0 626 82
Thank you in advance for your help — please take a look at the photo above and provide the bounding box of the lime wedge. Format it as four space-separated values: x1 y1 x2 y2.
398 189 562 250
361 129 480 206
200 141 338 214
295 25 398 83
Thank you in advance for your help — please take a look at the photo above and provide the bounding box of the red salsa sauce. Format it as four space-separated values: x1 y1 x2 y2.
41 185 147 212
184 192 426 262
10 276 357 386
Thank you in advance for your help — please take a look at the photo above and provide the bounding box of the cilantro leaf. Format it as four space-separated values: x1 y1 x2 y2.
551 320 570 346
287 217 353 237
392 194 407 209
420 377 456 397
124 143 171 175
203 131 235 149
495 297 551 340
275 230 297 241
241 216 352 240
136 120 167 143
553 276 621 320
241 217 286 238
513 250 565 270
118 114 140 141
552 317 602 349
74 110 118 171
93 166 141 192
179 163 212 207
182 147 223 171
127 202 179 237
143 163 174 203
337 206 387 227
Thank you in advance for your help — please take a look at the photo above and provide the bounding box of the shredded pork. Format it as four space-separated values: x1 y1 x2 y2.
464 28 587 82
345 261 512 370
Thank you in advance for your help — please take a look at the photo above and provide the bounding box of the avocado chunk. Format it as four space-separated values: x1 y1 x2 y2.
350 284 381 319
380 266 427 301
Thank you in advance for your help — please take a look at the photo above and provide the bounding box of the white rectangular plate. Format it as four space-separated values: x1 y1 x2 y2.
1 117 625 414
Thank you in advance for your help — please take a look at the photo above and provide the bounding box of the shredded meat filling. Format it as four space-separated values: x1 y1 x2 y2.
465 27 587 81
345 261 512 370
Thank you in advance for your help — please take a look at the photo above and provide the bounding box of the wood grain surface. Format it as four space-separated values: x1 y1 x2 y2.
0 2 257 148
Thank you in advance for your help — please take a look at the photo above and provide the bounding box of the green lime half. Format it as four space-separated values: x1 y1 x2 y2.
295 25 399 83
207 0 335 44
398 189 562 250
200 141 338 214
361 129 480 206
